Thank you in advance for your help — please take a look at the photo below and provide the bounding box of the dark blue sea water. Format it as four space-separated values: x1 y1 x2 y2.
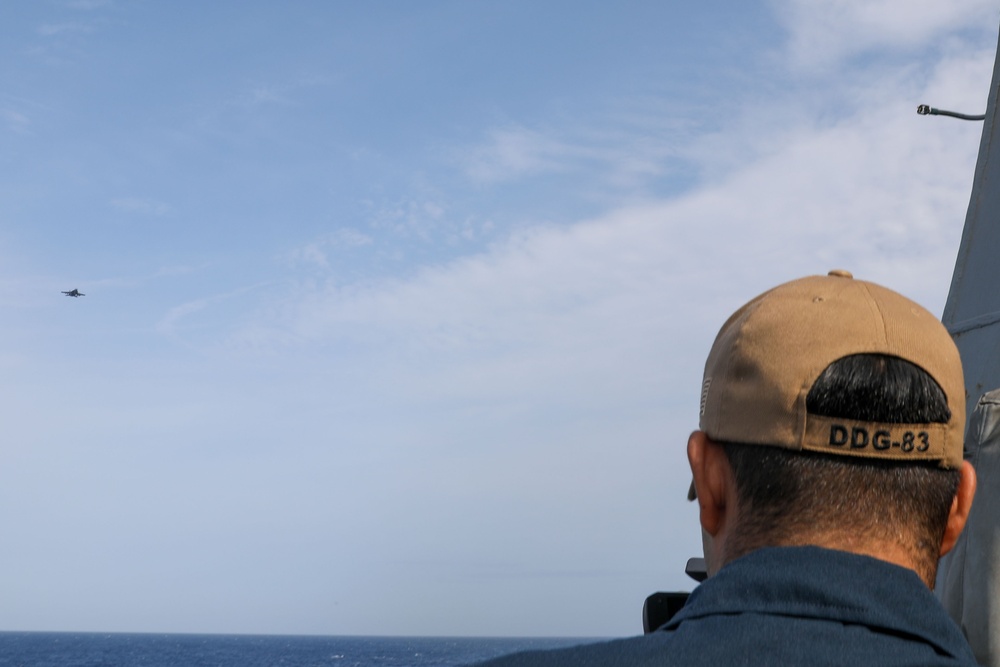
0 633 603 667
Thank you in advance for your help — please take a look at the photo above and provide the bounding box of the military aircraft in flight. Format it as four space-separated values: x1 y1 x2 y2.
61 289 85 297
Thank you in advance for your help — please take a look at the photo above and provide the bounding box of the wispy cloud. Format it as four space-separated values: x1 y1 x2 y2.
231 39 988 381
286 229 374 270
37 22 94 37
156 285 267 338
461 117 690 188
243 84 295 107
462 126 575 183
367 199 449 241
157 299 212 337
111 197 170 217
457 97 712 209
774 0 998 70
228 75 337 111
64 0 112 9
1 108 30 134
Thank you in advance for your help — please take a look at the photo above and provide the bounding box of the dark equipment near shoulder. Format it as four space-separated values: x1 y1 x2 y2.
642 557 706 633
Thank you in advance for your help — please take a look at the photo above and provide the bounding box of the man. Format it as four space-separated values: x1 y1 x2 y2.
476 271 978 666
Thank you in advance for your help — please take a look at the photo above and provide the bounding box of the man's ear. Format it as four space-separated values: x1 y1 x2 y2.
687 431 733 537
940 460 977 557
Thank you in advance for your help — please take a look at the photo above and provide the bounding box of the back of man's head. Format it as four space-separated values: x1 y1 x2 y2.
722 353 958 585
693 271 972 585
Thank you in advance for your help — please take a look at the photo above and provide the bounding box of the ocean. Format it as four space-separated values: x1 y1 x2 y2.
0 633 604 667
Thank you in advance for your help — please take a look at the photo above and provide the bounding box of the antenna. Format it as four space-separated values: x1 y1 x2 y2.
917 104 986 121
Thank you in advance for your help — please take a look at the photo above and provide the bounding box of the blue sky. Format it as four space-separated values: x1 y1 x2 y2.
1 0 998 638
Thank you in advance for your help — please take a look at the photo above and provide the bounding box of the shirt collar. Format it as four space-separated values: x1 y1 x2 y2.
665 545 972 660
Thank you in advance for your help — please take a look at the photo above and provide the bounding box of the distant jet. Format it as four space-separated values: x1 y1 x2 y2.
62 289 85 297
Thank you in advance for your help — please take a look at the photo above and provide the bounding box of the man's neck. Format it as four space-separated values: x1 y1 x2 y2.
721 535 933 587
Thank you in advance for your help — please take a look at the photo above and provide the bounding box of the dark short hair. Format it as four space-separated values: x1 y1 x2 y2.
721 354 960 584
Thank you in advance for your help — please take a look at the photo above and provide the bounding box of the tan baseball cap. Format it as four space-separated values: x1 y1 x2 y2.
696 270 965 475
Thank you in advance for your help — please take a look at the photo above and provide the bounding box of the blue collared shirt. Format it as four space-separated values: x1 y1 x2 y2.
473 546 978 666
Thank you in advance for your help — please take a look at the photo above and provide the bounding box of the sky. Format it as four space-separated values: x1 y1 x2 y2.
0 0 998 639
